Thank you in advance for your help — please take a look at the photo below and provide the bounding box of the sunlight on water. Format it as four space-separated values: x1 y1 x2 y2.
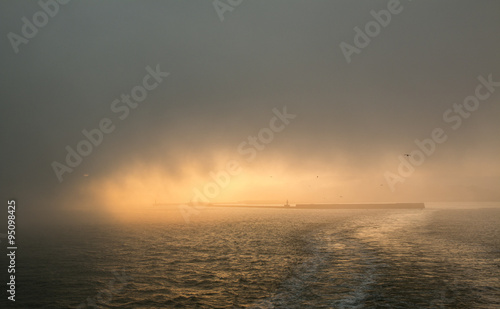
11 207 500 308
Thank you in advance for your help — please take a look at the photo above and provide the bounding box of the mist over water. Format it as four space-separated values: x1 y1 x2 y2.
1 1 500 308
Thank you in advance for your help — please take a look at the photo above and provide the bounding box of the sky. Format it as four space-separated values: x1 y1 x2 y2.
1 0 499 222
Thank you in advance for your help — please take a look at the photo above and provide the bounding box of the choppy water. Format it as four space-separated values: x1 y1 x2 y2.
6 207 500 308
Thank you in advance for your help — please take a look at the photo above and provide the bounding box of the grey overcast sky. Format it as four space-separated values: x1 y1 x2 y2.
1 0 499 221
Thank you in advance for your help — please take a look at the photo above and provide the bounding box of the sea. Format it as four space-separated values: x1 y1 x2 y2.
5 204 500 308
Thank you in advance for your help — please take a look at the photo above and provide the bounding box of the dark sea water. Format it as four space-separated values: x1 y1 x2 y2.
6 207 500 308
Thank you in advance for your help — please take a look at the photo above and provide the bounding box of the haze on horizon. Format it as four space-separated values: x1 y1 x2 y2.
1 0 499 223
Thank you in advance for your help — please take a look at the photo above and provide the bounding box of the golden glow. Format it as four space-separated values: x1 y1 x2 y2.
74 154 375 221
68 147 500 222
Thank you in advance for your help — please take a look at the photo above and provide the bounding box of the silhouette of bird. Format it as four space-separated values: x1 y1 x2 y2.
404 154 411 157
